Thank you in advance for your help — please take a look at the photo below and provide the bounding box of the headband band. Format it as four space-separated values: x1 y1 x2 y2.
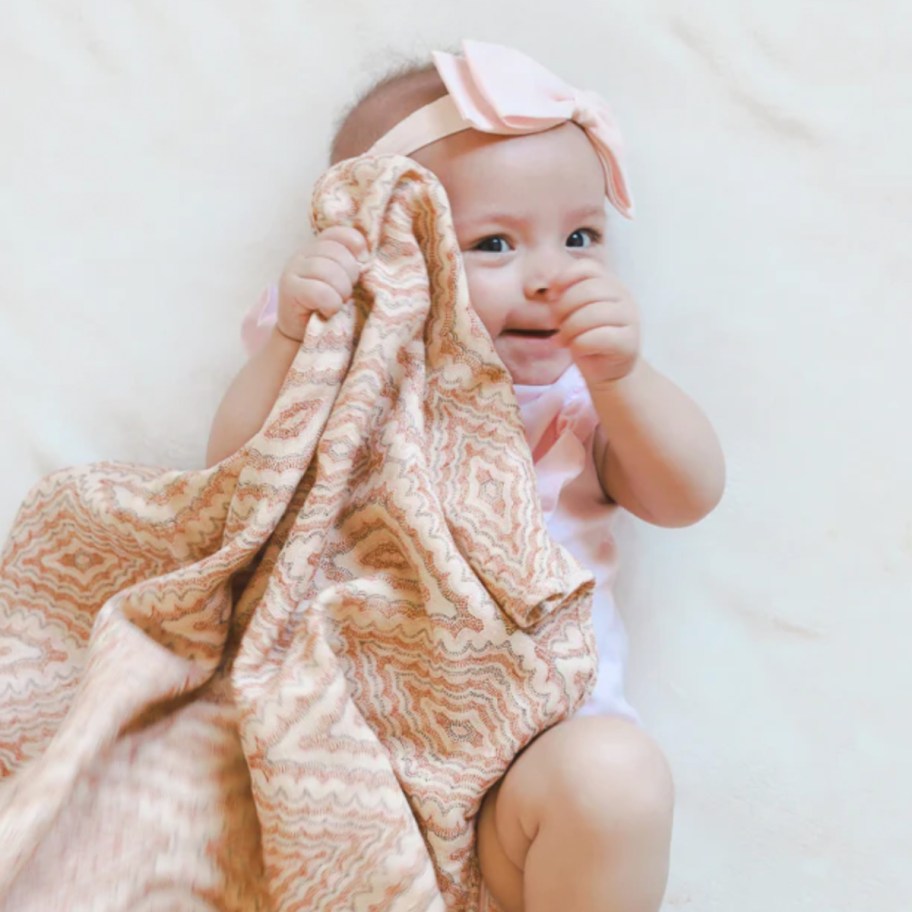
369 95 468 158
367 40 635 219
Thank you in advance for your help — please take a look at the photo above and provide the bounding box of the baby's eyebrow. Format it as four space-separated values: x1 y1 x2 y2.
458 212 523 230
458 206 607 231
567 205 608 222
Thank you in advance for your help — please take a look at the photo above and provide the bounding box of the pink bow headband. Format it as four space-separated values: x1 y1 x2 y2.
369 40 635 219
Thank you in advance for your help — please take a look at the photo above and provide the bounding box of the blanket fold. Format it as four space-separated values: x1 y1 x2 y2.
0 154 596 911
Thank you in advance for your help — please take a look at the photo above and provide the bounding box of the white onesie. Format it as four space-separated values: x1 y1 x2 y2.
515 365 637 722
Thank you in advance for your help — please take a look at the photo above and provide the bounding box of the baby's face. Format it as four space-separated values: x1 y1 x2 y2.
413 123 609 386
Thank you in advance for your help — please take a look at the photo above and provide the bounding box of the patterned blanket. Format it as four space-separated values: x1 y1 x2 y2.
0 155 596 911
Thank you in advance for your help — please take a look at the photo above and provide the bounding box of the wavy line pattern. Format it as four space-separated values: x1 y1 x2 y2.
0 154 595 911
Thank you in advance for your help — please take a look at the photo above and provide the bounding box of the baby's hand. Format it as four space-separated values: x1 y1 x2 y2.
552 262 641 387
277 226 368 341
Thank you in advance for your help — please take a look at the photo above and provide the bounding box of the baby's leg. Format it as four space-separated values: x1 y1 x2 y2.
476 716 673 912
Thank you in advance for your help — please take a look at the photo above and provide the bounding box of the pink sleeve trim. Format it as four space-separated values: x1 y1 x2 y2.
240 285 278 356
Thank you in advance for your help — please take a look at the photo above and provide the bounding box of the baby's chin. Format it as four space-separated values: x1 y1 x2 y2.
497 344 575 387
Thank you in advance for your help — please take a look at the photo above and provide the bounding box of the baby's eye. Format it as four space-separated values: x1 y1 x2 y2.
566 228 601 249
473 236 512 253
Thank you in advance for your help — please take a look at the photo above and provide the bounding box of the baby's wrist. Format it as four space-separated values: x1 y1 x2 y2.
272 322 304 345
582 355 644 398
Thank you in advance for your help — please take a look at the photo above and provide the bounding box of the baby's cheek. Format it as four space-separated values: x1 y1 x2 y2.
462 269 510 338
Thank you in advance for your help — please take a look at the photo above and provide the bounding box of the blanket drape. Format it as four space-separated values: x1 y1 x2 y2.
0 155 596 911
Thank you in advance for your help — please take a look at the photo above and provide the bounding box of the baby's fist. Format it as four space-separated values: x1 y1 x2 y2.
277 226 368 341
553 263 641 387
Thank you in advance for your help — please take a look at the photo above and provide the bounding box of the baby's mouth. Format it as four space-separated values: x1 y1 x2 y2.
503 328 559 338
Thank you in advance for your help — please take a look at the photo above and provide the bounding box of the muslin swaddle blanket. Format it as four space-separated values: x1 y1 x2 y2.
0 155 596 911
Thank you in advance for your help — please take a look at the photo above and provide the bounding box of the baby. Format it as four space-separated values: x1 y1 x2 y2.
207 40 725 912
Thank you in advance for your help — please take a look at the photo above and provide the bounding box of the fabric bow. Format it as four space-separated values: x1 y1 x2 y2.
433 40 634 218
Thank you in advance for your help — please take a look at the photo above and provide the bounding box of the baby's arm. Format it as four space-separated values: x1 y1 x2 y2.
206 328 299 466
590 360 725 528
205 226 367 467
549 261 725 527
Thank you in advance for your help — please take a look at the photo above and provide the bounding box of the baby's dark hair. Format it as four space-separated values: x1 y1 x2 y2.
329 58 448 164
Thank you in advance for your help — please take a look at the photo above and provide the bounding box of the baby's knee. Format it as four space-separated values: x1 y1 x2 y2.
543 717 675 835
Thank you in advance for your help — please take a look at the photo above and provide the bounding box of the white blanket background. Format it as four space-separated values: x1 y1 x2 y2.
1 2 909 909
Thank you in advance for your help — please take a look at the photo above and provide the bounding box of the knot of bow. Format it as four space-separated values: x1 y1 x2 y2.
434 40 634 218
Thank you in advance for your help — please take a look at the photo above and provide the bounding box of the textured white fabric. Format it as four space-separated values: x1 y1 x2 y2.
1 3 909 909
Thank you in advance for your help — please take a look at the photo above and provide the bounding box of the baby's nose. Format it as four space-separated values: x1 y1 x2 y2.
522 252 566 301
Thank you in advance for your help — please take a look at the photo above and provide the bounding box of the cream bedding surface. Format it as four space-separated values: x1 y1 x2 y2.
1 2 909 909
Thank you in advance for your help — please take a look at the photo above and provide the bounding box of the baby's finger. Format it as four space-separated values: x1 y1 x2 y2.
552 276 626 322
284 276 346 319
310 239 367 285
316 226 369 265
295 255 355 302
566 325 638 366
558 301 631 345
552 258 606 294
